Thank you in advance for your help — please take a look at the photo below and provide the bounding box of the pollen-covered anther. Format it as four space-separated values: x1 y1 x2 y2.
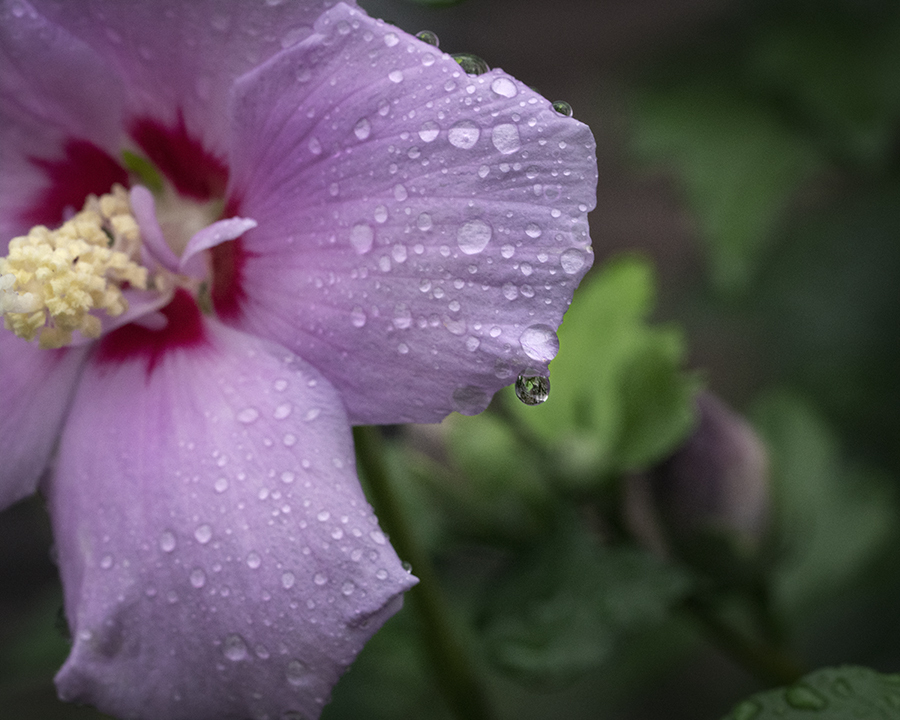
0 185 149 348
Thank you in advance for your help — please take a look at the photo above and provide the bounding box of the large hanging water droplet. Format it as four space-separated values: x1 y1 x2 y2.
415 30 439 47
552 100 574 117
515 373 550 405
451 53 490 75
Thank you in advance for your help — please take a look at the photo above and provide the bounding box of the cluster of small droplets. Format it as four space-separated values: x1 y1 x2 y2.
0 185 148 348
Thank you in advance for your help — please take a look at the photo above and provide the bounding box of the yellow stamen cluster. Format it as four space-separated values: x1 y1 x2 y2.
0 186 148 348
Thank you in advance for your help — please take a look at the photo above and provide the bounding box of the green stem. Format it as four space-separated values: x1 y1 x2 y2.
681 595 805 686
353 426 493 720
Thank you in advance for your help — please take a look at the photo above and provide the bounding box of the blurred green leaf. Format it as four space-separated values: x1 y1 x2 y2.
510 256 696 487
752 392 895 618
479 515 692 689
631 82 822 290
721 665 900 720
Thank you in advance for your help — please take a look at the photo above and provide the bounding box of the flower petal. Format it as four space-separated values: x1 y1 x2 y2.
180 216 258 276
48 311 415 720
0 333 86 510
30 0 359 162
227 3 597 423
0 0 127 237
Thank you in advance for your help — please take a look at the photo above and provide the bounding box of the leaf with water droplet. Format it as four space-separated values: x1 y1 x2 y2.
722 666 900 720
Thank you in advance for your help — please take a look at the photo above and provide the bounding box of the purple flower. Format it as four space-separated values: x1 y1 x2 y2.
0 1 596 718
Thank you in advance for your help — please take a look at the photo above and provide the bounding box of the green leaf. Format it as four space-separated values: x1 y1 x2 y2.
752 392 895 617
631 82 822 290
722 666 900 720
480 516 692 689
510 256 696 487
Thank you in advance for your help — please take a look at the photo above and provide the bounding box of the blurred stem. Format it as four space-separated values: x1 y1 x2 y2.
353 426 493 720
681 595 805 686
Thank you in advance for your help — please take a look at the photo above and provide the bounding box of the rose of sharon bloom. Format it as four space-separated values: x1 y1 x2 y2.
0 0 597 718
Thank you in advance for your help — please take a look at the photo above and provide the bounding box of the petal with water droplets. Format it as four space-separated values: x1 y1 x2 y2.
227 3 597 424
48 310 415 720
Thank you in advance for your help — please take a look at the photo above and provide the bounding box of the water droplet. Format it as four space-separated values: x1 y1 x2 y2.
350 223 374 254
274 403 292 420
465 336 480 352
490 77 518 98
281 470 295 484
392 304 412 330
418 121 439 142
160 531 176 553
415 30 439 47
784 684 828 710
369 530 387 545
502 282 519 300
237 407 259 423
214 477 229 493
417 212 433 231
223 634 248 661
519 324 559 362
560 248 586 274
451 53 490 75
351 306 367 328
353 117 371 141
457 219 492 255
552 100 574 117
388 69 404 83
492 123 521 154
246 552 262 569
515 373 550 405
448 120 480 149
100 554 113 569
308 137 322 155
383 32 399 47
313 572 328 586
393 184 408 201
190 568 206 588
373 205 388 223
525 222 542 239
286 659 308 686
281 571 296 589
194 524 213 544
317 510 331 522
341 581 355 596
304 408 320 422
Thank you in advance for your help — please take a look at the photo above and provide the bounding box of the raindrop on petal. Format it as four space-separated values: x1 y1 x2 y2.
415 30 439 47
194 524 213 544
350 223 374 254
223 634 248 661
353 117 371 140
515 373 550 405
237 407 259 423
457 219 492 255
492 123 521 154
286 659 309 686
519 324 559 362
418 121 440 142
490 77 518 98
552 100 574 117
448 121 480 149
560 248 586 274
159 531 176 553
451 53 490 75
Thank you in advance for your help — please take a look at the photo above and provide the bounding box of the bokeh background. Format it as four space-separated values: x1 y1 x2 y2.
3 0 900 718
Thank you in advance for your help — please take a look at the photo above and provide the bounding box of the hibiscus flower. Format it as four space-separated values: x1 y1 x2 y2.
0 1 597 718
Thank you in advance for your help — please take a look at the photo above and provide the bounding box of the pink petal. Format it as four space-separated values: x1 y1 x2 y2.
0 0 127 236
0 333 86 510
180 216 258 276
30 0 359 164
47 307 415 720
226 3 597 423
